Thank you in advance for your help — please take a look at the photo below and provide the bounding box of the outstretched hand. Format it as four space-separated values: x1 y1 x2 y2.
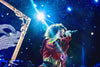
65 30 71 37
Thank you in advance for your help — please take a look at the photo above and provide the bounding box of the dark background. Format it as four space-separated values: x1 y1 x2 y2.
0 0 100 67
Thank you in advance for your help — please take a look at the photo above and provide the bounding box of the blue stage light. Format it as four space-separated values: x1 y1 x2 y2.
37 13 45 20
47 15 50 18
33 4 37 7
41 4 44 7
67 7 72 11
93 26 96 28
94 0 99 3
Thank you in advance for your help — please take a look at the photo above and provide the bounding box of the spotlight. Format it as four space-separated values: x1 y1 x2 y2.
91 32 94 35
67 7 72 11
94 0 99 3
41 4 44 7
33 4 37 7
37 13 45 20
1 14 4 17
26 48 28 50
93 26 96 28
7 13 9 15
47 15 50 18
21 51 23 54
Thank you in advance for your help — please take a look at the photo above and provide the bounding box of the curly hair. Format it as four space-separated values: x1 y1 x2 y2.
44 23 67 39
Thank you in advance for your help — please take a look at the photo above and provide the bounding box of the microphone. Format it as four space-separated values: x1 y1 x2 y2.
69 30 78 33
66 30 78 33
65 30 78 36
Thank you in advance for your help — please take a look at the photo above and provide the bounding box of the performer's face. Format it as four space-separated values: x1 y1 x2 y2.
60 29 65 37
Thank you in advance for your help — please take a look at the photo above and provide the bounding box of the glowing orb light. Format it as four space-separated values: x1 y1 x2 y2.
94 0 99 3
67 7 72 11
37 13 45 20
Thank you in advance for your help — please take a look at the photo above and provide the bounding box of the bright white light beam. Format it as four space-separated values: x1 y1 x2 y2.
33 4 37 7
37 13 45 20
94 0 99 3
67 7 72 12
47 15 50 18
91 32 94 35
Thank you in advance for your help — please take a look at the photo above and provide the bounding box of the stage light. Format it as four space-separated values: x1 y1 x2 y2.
33 4 37 7
21 51 23 54
26 48 28 50
67 7 72 11
28 38 30 42
47 15 50 18
41 4 44 7
94 0 99 3
1 14 4 17
37 13 45 20
94 26 96 28
6 13 9 15
91 32 94 35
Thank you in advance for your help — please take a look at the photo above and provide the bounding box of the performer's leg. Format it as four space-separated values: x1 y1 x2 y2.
38 61 53 67
62 59 66 67
62 56 67 67
38 63 47 67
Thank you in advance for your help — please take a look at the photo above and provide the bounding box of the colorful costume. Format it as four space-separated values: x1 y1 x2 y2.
39 36 72 67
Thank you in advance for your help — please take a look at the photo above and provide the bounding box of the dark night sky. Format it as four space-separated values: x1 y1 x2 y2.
0 0 100 67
